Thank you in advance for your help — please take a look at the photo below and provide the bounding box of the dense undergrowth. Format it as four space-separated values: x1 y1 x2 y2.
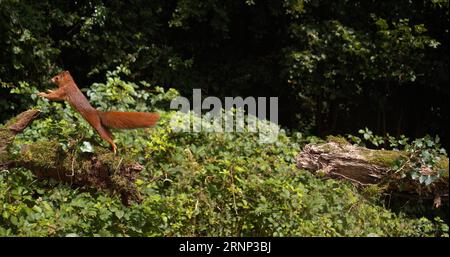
0 68 448 236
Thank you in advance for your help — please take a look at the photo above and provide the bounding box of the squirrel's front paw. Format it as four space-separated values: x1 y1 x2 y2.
37 92 47 98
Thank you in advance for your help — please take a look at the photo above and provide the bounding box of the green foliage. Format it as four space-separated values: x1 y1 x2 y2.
283 3 447 132
401 136 448 186
344 128 449 220
0 1 448 145
0 0 448 237
1 73 448 237
348 128 448 186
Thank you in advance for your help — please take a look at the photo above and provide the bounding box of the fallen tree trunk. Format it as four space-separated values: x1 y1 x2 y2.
0 109 142 205
296 140 448 207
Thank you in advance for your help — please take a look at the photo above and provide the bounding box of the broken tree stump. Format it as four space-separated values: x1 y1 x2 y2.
0 109 143 205
296 140 449 205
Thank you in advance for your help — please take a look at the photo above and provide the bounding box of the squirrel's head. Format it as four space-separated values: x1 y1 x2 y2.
50 70 72 86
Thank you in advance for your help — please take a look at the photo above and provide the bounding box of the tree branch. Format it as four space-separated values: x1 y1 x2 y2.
0 109 143 205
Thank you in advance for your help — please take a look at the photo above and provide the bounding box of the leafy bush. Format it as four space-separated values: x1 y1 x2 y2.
348 128 448 187
0 1 448 146
1 70 447 236
346 128 449 221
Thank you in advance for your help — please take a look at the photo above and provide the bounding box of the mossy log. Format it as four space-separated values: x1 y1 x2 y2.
0 110 142 205
296 141 448 206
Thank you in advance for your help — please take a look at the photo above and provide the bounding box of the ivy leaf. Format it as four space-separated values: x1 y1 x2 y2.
419 175 427 184
115 210 125 219
424 176 434 186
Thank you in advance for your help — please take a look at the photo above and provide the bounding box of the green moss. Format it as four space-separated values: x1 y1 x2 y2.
0 127 14 147
93 146 112 156
326 135 349 145
436 157 449 170
435 157 449 177
21 140 60 168
3 116 18 128
111 174 130 190
93 148 135 173
364 149 406 167
361 184 386 199
365 148 448 176
96 152 117 170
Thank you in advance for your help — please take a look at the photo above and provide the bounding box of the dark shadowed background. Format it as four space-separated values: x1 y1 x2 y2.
0 0 448 147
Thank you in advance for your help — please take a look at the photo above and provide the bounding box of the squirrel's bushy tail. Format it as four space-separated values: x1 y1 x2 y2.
98 111 160 129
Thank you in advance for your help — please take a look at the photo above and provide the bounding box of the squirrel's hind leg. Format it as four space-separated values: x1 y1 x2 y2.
94 124 117 154
85 114 118 154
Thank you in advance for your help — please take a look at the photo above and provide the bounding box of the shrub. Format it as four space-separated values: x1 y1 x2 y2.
0 68 447 237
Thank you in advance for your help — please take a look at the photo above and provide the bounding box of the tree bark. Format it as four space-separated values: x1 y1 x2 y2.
296 141 449 206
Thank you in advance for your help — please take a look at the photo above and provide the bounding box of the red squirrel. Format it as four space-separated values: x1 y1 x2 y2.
37 70 160 153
